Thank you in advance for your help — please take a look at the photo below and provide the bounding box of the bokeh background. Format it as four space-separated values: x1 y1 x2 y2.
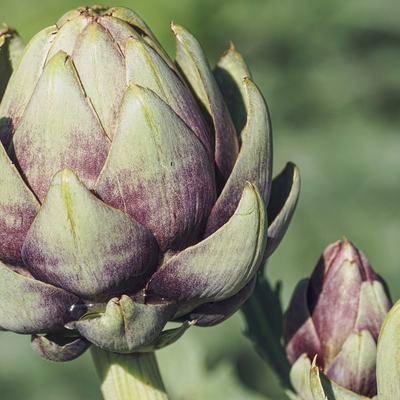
1 0 400 399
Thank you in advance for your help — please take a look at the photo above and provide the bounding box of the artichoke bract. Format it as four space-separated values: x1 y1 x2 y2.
0 5 299 361
284 239 392 398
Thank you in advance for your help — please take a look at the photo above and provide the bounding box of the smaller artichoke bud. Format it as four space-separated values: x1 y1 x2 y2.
284 239 392 398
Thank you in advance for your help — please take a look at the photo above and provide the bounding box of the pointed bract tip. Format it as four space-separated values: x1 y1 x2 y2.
312 354 319 369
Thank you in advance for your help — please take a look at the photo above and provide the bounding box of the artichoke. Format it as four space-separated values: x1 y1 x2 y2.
284 239 392 398
0 5 299 361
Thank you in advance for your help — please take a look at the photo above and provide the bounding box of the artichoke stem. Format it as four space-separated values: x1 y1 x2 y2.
91 347 169 400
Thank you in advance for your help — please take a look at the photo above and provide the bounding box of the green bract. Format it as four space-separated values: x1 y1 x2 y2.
0 5 300 361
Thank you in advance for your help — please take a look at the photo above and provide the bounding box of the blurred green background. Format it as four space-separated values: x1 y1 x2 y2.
1 0 400 399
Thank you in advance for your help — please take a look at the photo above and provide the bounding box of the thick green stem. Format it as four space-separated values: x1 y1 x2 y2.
91 347 169 400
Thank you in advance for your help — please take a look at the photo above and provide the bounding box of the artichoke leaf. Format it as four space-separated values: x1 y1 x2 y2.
311 260 364 367
310 359 329 400
45 14 89 63
22 168 159 300
310 357 371 400
204 78 272 236
376 300 400 399
354 280 392 338
12 50 110 201
138 320 195 352
0 25 57 148
172 23 239 186
289 354 314 400
0 260 80 334
71 21 126 140
176 275 256 327
55 8 83 28
96 14 142 55
125 37 212 157
147 183 267 317
74 295 177 353
2 26 24 70
0 142 39 264
0 26 24 102
31 334 91 362
96 83 215 254
108 6 175 71
284 279 322 366
326 331 377 397
214 43 252 136
264 162 300 259
108 6 157 40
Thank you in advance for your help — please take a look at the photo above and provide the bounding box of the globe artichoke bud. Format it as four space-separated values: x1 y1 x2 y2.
284 239 391 398
0 5 300 362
